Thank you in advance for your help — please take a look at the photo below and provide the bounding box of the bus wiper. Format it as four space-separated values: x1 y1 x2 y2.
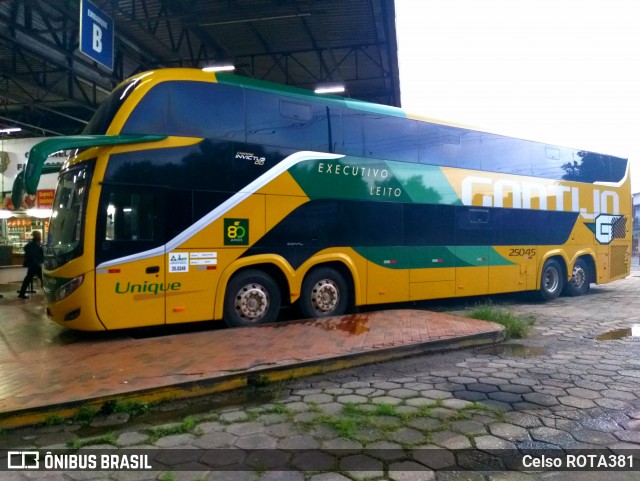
11 134 166 208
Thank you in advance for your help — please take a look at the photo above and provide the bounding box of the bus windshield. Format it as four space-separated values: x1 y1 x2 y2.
83 77 142 135
45 164 92 269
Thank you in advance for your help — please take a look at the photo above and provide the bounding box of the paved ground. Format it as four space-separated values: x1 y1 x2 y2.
3 262 640 480
0 286 502 424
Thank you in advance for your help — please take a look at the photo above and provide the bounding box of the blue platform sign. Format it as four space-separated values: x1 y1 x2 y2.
79 0 113 70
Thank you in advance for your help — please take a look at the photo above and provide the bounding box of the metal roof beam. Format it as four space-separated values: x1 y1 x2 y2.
227 0 292 83
0 113 64 136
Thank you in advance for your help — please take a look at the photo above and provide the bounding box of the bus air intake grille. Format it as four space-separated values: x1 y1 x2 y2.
610 245 628 278
612 217 627 239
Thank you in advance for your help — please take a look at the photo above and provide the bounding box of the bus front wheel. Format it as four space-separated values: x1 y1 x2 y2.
300 267 348 319
539 259 564 300
563 258 590 297
223 269 281 327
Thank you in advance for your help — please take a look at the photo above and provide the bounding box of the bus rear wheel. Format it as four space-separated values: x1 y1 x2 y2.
300 267 348 319
539 258 564 300
563 258 590 296
224 269 281 327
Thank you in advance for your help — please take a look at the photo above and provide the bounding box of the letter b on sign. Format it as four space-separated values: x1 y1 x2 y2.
92 23 103 52
80 0 113 70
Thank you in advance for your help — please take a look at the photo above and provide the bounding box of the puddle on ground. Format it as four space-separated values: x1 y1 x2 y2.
475 343 546 357
595 324 640 341
320 314 371 334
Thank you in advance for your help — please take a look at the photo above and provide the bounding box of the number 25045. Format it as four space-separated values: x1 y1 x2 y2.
509 248 536 257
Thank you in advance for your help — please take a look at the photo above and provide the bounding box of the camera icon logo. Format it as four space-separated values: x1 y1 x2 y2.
7 451 39 469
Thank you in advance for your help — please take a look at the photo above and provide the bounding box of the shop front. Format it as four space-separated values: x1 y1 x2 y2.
1 135 59 283
1 212 50 265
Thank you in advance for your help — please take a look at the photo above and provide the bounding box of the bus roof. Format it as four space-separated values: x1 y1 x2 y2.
122 69 627 157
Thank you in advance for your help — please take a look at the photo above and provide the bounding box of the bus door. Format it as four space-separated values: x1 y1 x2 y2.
95 187 167 329
455 208 489 297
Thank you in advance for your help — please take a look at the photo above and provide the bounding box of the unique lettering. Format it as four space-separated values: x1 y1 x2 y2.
115 281 181 295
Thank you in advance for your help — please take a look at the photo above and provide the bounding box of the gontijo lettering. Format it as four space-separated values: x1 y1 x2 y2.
461 176 619 217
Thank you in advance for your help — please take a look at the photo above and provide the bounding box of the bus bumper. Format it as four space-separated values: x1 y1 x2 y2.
45 272 106 331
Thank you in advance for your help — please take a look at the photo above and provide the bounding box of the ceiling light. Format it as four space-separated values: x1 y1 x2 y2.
314 85 345 95
0 127 22 134
26 208 52 219
0 210 13 219
202 65 235 73
200 13 311 27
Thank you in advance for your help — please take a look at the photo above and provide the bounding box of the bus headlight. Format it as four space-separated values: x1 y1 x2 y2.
55 275 84 301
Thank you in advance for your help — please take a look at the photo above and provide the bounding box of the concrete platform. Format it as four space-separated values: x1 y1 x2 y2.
0 283 504 428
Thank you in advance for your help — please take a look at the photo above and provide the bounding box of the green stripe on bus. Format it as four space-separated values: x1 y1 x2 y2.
288 157 461 205
353 246 514 269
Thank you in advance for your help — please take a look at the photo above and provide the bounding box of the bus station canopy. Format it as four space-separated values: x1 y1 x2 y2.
0 0 400 138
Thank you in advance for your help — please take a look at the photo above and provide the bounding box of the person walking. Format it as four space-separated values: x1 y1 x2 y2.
18 230 44 299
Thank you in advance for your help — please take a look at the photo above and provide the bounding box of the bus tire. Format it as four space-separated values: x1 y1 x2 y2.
563 258 590 297
300 267 348 319
539 258 564 300
223 269 281 327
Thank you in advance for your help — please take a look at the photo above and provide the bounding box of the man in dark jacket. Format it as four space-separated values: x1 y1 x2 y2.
18 230 44 299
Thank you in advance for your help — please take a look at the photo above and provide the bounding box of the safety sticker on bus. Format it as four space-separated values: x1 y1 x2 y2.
190 252 217 259
190 259 217 266
169 253 189 273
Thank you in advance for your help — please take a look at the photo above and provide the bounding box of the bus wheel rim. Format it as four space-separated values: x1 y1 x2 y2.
236 283 269 321
311 279 339 313
572 266 586 288
544 268 559 292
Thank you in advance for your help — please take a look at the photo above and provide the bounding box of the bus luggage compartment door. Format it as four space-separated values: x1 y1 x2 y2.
95 255 167 329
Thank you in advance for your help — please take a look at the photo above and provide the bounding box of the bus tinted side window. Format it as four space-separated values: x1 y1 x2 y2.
104 192 156 242
339 109 364 156
96 187 165 265
96 187 195 264
609 156 627 182
417 123 440 166
531 145 627 183
438 127 481 170
123 81 245 140
364 115 418 162
455 130 482 171
479 133 531 176
530 143 573 180
105 144 234 192
246 91 329 151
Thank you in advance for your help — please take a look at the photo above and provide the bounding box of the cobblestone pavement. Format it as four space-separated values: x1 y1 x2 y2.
4 262 640 481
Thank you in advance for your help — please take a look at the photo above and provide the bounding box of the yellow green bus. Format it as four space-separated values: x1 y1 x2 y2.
17 68 631 331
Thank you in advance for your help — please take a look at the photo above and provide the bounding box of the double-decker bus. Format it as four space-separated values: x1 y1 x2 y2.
17 68 631 331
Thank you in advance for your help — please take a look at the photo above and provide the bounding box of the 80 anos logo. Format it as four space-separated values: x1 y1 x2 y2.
224 219 249 246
